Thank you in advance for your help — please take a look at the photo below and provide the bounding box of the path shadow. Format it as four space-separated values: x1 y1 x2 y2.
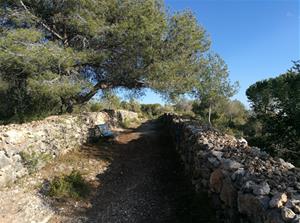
40 120 217 223
82 120 217 223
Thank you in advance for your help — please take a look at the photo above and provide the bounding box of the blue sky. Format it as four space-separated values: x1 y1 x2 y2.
123 0 300 107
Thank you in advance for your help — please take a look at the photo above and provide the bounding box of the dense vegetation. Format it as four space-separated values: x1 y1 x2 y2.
245 61 300 163
0 0 217 123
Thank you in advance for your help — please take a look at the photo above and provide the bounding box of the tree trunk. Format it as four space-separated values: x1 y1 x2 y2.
62 80 111 113
62 79 145 113
208 104 212 125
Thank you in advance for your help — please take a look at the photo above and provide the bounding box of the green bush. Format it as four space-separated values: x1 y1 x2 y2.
141 103 173 118
47 170 90 199
121 118 131 128
89 102 104 112
120 117 140 128
120 99 141 113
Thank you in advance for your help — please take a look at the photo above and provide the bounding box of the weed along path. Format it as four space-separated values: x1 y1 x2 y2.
0 120 216 223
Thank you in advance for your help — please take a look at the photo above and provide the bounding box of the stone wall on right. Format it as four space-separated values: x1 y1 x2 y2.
162 114 300 223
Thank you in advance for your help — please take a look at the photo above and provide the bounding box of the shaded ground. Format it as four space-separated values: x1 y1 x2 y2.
81 120 216 223
0 120 216 223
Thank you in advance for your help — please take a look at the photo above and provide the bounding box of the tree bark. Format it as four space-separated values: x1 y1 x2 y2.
62 79 145 113
75 81 112 104
61 80 111 113
208 104 212 125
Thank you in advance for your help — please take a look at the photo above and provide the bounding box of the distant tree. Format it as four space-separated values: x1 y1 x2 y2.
141 103 173 118
120 99 141 113
173 97 194 115
193 98 248 135
128 99 142 113
224 100 248 127
120 101 131 111
141 103 161 118
100 91 121 110
0 0 211 122
193 53 239 125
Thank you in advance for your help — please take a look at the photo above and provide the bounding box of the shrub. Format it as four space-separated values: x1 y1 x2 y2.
47 170 90 199
120 117 140 128
89 102 104 112
120 118 132 128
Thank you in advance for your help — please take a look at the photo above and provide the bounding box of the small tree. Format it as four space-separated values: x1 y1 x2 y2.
193 53 239 125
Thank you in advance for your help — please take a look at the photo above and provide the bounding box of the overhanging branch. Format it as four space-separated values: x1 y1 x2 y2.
19 1 65 41
62 79 146 113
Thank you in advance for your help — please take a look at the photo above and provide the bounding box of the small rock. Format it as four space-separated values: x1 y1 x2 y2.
281 207 296 222
243 180 256 193
222 159 243 170
253 182 270 196
279 158 295 170
211 151 223 161
282 207 296 221
0 151 11 169
285 200 300 214
3 130 25 144
208 157 220 167
238 137 248 148
238 192 270 218
269 193 288 208
293 205 300 214
209 169 224 193
220 177 237 207
231 168 245 181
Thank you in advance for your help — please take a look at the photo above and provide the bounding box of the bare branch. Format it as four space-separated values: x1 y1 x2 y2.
19 1 65 41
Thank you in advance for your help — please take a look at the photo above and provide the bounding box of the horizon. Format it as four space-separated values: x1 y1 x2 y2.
125 0 299 107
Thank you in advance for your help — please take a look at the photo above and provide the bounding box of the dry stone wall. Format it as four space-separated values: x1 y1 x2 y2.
0 110 138 188
162 114 300 223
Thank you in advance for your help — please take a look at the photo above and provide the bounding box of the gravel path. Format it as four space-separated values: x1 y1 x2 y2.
83 121 215 223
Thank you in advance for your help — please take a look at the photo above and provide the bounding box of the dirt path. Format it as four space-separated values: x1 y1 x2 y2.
0 121 216 223
85 121 181 223
80 120 215 223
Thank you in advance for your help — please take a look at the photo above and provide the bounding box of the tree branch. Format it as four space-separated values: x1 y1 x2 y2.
74 79 145 104
19 1 65 41
75 80 113 104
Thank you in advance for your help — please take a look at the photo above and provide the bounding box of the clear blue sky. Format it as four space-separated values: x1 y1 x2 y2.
123 0 300 106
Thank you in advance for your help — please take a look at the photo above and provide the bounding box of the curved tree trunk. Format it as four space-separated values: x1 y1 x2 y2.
62 79 145 113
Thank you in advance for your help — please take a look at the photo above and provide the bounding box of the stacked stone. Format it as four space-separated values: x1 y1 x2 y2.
163 114 300 223
0 112 110 188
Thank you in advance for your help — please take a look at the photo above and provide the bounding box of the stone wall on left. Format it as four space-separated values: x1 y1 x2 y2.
0 111 137 188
